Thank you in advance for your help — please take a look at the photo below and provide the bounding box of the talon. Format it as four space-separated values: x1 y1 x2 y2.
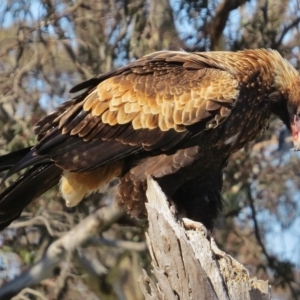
182 218 208 237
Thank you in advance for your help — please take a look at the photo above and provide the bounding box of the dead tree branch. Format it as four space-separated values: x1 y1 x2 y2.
140 177 271 300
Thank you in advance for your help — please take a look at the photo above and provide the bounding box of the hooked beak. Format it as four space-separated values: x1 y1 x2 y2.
291 115 300 150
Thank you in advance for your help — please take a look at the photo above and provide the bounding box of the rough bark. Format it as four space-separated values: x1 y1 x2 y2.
140 177 271 300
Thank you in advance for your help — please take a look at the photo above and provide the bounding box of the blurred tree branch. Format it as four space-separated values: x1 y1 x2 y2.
0 201 124 300
208 0 247 50
247 185 300 299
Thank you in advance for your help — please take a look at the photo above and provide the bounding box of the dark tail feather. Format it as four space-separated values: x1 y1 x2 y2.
0 164 62 230
1 150 49 182
0 147 32 172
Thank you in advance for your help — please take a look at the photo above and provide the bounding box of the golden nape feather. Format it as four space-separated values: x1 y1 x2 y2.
1 48 300 231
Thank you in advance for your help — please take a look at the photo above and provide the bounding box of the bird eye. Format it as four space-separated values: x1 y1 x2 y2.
297 112 300 118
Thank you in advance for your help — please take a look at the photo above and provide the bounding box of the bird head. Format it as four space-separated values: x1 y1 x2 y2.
283 71 300 151
287 84 300 150
271 52 300 150
283 79 300 151
291 114 300 150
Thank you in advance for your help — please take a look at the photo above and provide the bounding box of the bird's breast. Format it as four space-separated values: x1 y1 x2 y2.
213 83 273 153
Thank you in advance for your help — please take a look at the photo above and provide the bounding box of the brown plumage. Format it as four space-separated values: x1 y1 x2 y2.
1 49 300 230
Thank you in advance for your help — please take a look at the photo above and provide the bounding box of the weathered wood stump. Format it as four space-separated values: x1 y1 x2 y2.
140 178 271 300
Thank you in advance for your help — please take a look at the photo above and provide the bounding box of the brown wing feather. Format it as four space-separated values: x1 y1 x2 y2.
84 63 239 132
34 51 239 172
